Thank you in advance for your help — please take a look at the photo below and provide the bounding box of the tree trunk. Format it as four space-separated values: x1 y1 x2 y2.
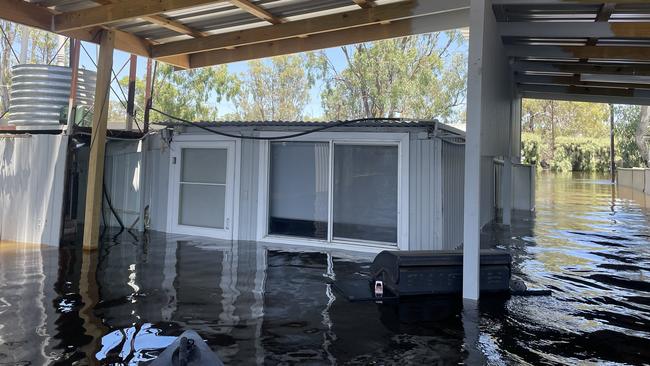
550 101 556 160
636 106 650 166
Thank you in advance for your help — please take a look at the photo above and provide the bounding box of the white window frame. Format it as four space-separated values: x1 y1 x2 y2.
257 131 409 251
167 135 241 240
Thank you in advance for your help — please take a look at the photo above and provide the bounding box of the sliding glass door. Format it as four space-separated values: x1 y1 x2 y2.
268 142 329 239
332 144 398 244
266 140 399 246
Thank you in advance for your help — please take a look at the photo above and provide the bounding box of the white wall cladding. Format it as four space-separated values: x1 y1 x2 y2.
134 128 466 251
408 137 443 250
145 136 170 232
237 136 260 241
0 134 67 245
441 141 465 250
104 141 142 229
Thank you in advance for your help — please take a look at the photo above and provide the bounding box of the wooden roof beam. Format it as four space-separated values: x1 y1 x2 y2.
516 74 650 90
0 0 190 69
188 8 469 68
506 45 650 61
53 0 225 32
230 0 283 24
519 84 650 106
513 60 650 76
152 0 470 58
92 0 209 38
353 0 376 9
499 22 650 38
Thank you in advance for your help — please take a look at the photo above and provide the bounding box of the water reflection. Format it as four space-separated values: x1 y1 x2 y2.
0 172 649 364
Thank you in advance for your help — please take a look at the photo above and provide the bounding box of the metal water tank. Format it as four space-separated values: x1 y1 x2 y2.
8 64 96 129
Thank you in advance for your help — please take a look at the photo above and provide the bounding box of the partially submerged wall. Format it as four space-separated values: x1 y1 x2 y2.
0 134 67 245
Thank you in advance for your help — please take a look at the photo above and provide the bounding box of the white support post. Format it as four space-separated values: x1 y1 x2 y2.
462 0 487 301
502 158 512 226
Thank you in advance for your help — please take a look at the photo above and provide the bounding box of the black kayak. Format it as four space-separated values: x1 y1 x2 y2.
149 330 224 366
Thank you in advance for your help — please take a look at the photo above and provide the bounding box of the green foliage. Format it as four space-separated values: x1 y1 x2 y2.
551 137 611 172
613 105 646 168
522 133 610 172
121 63 238 124
233 54 316 121
317 32 467 122
521 133 541 166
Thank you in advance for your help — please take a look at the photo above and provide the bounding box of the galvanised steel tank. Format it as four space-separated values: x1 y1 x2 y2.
8 64 96 129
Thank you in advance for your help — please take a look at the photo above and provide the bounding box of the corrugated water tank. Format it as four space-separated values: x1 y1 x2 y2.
8 64 96 129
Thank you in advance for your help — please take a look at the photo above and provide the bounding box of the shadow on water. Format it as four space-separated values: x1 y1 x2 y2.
0 171 649 365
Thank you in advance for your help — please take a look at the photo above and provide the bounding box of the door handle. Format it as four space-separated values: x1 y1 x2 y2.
225 218 230 230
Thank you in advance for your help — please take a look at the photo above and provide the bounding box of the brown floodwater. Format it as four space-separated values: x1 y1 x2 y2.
0 172 649 365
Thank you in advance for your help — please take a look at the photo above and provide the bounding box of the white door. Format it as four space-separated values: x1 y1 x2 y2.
169 141 235 240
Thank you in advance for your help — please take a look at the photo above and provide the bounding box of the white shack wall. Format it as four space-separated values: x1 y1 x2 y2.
408 137 443 250
145 136 171 232
139 129 465 251
0 134 67 246
442 141 465 249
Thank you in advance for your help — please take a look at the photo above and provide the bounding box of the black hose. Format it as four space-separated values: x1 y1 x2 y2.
150 107 411 141
103 177 125 231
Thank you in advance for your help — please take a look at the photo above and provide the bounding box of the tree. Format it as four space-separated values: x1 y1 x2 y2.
317 32 467 122
122 63 238 124
614 105 646 168
233 55 315 121
521 99 609 164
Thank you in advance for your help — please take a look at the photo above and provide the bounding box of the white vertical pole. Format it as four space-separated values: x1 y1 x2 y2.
502 158 512 226
462 0 487 301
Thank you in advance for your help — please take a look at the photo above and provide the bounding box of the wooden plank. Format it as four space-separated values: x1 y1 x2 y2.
506 45 650 61
516 74 650 90
513 60 650 76
519 84 650 106
145 14 209 37
82 30 115 251
53 0 225 32
230 0 283 24
499 21 650 38
353 0 375 8
189 8 469 68
0 0 51 29
153 0 470 58
92 0 209 38
0 0 162 61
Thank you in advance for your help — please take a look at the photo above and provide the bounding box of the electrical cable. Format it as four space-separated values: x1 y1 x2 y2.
79 43 144 130
0 25 20 64
150 107 410 141
47 37 70 65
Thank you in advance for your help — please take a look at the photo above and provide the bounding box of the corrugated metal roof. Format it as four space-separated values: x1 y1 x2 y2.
30 0 391 44
156 118 465 135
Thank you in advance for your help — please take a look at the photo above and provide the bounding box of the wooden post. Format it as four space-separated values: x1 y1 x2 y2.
143 58 153 133
82 30 115 251
65 39 81 135
125 54 137 131
610 104 615 183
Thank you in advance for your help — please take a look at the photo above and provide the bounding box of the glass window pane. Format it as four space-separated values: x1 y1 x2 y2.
333 144 398 243
269 142 329 239
181 148 227 184
179 184 225 228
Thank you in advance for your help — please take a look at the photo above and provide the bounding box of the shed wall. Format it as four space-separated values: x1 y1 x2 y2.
0 134 67 245
116 129 465 251
408 137 443 250
441 141 465 250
